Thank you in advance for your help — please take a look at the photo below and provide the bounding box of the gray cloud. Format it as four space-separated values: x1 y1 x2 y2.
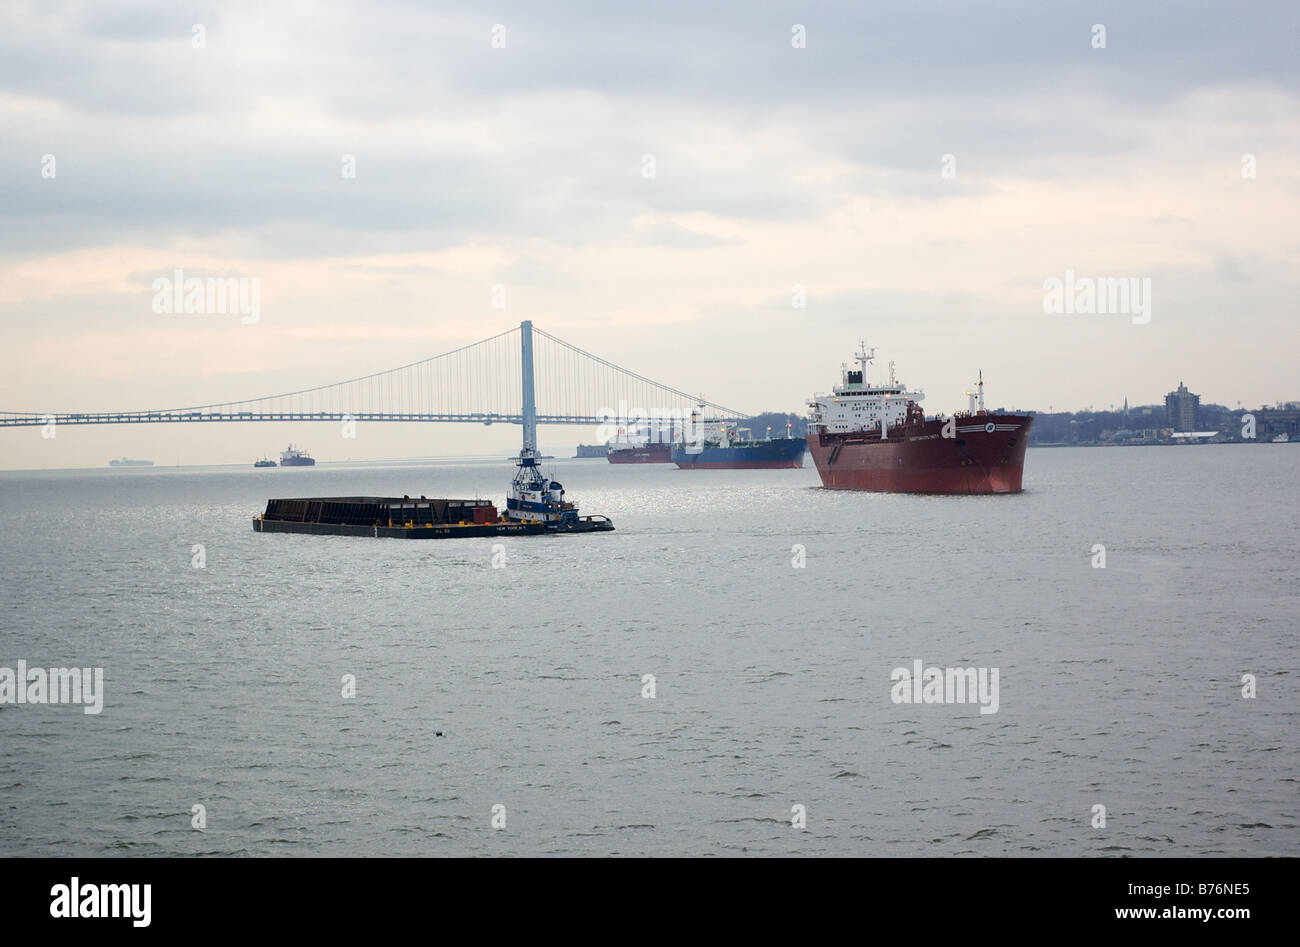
2 0 1296 260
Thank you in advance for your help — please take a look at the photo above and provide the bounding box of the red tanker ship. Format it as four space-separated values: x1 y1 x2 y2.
607 442 672 463
606 419 675 463
806 344 1032 494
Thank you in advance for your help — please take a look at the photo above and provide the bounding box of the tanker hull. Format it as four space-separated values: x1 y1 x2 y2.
607 443 672 463
807 416 1032 494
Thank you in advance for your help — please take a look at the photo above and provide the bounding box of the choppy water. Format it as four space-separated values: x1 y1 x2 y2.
1 446 1296 856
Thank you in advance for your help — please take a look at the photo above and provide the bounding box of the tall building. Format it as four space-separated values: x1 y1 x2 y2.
1165 381 1200 431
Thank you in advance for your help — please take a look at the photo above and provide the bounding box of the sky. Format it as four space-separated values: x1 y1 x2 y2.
1 0 1297 468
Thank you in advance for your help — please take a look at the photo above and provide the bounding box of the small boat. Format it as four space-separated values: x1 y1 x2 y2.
254 457 277 467
108 457 153 467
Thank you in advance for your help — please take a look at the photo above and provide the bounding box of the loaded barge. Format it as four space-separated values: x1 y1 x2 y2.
254 496 552 538
254 449 613 539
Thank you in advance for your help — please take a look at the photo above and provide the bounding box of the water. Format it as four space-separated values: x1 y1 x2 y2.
1 446 1296 856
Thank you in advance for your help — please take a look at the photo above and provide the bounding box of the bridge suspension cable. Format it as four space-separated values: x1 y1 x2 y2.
0 322 748 428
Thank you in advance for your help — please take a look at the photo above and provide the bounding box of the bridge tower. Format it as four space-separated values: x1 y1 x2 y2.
520 319 537 453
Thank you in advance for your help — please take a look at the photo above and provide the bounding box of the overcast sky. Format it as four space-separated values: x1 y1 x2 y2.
1 0 1296 467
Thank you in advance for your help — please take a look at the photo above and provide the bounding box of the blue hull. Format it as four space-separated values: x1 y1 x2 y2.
672 438 806 469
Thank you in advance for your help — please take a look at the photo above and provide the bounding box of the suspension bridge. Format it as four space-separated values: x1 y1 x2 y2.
0 322 747 451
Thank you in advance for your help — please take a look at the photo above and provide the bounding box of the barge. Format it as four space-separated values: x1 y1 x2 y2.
254 496 557 538
254 450 614 539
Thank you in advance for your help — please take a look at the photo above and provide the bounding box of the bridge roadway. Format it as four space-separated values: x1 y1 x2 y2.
0 411 607 427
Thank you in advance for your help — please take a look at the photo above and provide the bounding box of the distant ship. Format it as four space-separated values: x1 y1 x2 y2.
606 420 676 463
1272 433 1290 443
806 343 1032 494
573 444 609 459
608 442 672 464
670 408 806 469
108 457 153 467
254 456 277 467
279 445 315 467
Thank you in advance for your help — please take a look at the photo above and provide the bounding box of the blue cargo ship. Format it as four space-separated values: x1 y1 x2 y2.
671 408 806 469
672 438 806 468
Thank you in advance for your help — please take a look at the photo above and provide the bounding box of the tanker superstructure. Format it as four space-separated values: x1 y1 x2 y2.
806 344 1032 494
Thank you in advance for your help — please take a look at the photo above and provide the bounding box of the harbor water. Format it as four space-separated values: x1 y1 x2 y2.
1 446 1296 856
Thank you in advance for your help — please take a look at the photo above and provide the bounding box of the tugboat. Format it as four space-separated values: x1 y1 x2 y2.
504 448 614 532
254 456 277 467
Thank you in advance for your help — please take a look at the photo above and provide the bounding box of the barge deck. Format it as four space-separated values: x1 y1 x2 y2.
253 495 612 539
